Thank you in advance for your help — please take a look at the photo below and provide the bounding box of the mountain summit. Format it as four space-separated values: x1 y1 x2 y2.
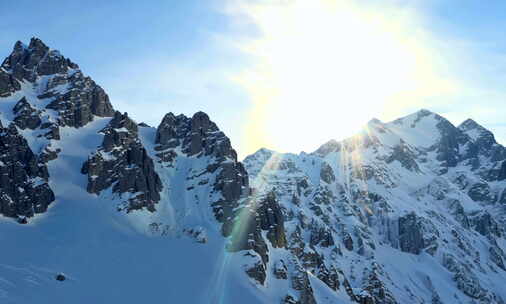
1 39 506 304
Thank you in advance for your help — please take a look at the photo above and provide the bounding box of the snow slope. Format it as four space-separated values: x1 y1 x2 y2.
1 38 506 304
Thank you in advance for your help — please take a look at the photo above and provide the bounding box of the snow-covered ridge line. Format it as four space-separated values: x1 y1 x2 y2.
1 37 506 304
242 108 506 303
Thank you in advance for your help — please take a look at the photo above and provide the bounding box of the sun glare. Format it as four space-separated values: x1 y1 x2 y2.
230 0 458 157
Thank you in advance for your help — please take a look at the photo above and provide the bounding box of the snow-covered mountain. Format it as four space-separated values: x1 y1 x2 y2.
1 38 506 304
243 110 506 303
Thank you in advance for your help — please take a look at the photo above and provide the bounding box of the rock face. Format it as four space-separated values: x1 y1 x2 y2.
12 97 41 130
0 121 54 220
82 112 162 212
1 38 114 129
153 111 249 233
226 191 286 284
0 69 21 97
398 212 438 255
0 37 116 219
155 111 240 159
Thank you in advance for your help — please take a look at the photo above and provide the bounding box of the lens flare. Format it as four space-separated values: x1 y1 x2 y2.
228 0 459 156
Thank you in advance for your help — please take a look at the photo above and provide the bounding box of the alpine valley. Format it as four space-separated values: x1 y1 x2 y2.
1 38 506 304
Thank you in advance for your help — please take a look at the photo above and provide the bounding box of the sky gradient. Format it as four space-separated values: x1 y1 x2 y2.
1 0 506 158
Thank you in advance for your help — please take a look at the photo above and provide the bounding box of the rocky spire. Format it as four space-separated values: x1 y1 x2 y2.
459 118 496 143
1 37 78 82
0 38 115 128
0 121 55 222
82 111 162 212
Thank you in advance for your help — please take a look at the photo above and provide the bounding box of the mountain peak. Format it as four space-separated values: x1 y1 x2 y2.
459 118 484 131
0 38 114 127
368 118 383 125
28 37 49 52
416 108 434 116
1 38 78 82
313 139 341 156
390 108 437 125
12 40 26 52
458 118 496 144
255 147 276 155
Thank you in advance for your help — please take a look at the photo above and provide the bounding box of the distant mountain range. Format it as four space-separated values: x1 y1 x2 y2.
0 38 505 304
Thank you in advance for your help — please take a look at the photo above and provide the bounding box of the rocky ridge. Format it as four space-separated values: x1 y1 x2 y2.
0 38 506 304
242 110 506 303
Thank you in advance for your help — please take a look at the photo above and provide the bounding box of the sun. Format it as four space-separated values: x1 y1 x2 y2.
229 0 458 157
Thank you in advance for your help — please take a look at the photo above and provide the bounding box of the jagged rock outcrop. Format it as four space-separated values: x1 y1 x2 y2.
386 140 420 172
0 68 21 97
154 111 249 233
155 111 240 159
12 97 41 130
1 38 114 129
357 263 398 304
82 111 162 211
227 191 286 284
0 121 54 220
0 38 118 213
398 212 439 255
470 211 502 238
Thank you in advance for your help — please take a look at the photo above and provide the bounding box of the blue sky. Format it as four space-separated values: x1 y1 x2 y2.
1 0 506 157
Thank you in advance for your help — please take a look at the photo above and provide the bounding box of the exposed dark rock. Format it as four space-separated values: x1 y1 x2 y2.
443 253 488 300
0 121 54 220
498 161 506 181
433 116 467 170
45 71 115 128
290 264 317 304
42 123 60 140
245 259 266 285
459 119 497 155
489 245 506 271
319 162 335 184
13 97 41 130
274 259 288 280
448 200 470 229
1 38 114 129
359 263 398 304
310 226 334 248
500 189 506 205
17 216 28 224
156 112 249 237
315 264 340 291
227 191 285 261
470 212 502 238
398 213 439 255
55 273 66 281
0 68 20 97
386 141 420 172
283 295 298 304
468 182 496 204
155 111 242 160
2 38 78 82
82 112 162 212
257 191 287 248
343 232 354 251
